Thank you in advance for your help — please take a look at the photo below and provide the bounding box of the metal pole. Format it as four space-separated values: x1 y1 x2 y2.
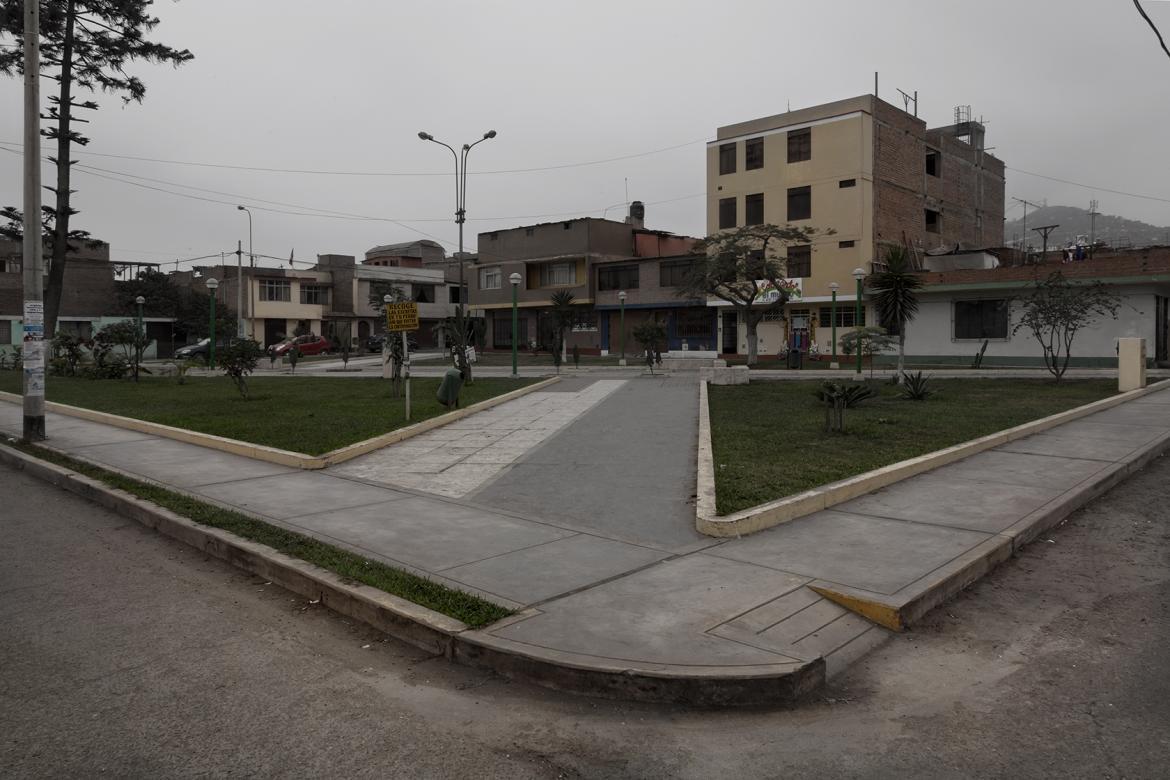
619 299 626 365
236 239 244 338
830 289 839 370
402 330 411 420
511 282 518 378
135 300 143 382
21 0 45 441
855 277 864 377
209 293 217 371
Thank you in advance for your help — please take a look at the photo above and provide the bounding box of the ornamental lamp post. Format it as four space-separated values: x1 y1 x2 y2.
852 267 866 377
205 277 219 370
617 290 627 366
134 295 145 382
509 272 522 378
235 205 252 338
828 282 840 370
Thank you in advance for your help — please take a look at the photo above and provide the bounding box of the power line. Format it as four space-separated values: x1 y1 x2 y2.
1007 165 1170 205
0 136 711 177
1133 0 1170 61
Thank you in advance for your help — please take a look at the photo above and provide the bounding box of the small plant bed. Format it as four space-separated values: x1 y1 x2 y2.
0 374 536 456
707 378 1117 515
3 439 511 628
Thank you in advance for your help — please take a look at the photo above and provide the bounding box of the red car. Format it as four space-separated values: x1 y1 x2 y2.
268 334 334 357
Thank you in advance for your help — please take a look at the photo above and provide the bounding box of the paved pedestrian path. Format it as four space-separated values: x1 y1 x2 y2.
3 379 1168 701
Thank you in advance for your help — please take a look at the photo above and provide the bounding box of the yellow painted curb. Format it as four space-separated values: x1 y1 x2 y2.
0 376 559 470
809 585 905 632
697 380 1169 538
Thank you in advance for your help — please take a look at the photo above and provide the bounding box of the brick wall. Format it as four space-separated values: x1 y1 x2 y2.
915 246 1170 288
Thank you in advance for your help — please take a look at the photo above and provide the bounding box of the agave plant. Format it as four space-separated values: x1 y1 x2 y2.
900 371 935 400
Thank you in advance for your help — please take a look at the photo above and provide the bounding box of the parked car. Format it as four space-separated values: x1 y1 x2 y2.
366 332 418 353
268 334 334 358
174 338 229 364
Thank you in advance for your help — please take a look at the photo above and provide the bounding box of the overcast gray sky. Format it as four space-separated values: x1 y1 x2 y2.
2 0 1169 270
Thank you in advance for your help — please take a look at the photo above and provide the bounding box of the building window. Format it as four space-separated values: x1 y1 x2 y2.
571 310 598 332
787 186 811 221
0 258 20 273
0 320 12 342
925 208 941 233
762 308 786 322
787 128 811 163
539 262 576 287
480 266 502 290
839 240 856 248
786 245 812 278
719 197 737 229
745 138 764 170
718 142 736 175
413 284 435 303
954 299 1009 339
745 193 764 226
676 310 712 339
818 306 866 328
449 286 463 304
926 149 940 177
493 314 525 347
259 279 291 302
659 259 693 288
300 284 328 305
57 320 93 340
562 221 573 230
598 264 639 291
839 178 856 188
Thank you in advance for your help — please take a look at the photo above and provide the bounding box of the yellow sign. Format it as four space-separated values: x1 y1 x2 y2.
385 302 420 332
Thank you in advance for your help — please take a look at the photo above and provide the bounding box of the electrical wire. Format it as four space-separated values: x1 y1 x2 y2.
1133 0 1170 61
1007 166 1170 205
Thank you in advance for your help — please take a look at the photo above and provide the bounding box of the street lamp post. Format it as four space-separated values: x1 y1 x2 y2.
828 282 840 370
509 272 522 378
134 295 145 382
852 267 866 377
418 129 496 381
205 277 219 370
617 290 627 366
236 206 252 339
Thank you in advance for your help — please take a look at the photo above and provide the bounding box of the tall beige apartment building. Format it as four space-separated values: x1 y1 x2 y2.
705 95 1004 357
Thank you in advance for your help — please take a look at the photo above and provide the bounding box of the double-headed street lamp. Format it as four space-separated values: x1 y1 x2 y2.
509 272 522 378
828 281 840 370
418 129 497 379
134 295 145 382
236 205 252 339
852 267 866 377
205 277 219 370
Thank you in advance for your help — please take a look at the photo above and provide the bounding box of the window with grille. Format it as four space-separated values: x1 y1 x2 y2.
786 245 812 278
493 314 525 346
719 197 737 229
787 128 811 163
300 284 328 305
718 142 736 175
745 193 764 226
539 262 576 287
259 279 291 302
479 267 502 290
598 265 639 291
787 186 811 221
818 306 866 328
0 320 11 343
745 138 764 170
676 310 712 339
571 310 598 331
954 299 1008 339
57 320 93 340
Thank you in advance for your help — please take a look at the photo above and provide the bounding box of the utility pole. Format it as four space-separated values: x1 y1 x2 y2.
1032 225 1059 262
235 240 245 338
22 0 45 442
1088 199 1100 259
1012 197 1042 264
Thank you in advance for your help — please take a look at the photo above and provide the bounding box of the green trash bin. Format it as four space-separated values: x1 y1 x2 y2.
436 367 464 409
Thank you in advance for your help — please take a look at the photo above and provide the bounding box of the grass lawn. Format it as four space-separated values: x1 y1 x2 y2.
0 373 537 455
707 378 1118 515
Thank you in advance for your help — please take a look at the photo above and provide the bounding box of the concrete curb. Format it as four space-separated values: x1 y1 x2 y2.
0 441 824 707
809 425 1170 631
0 376 558 470
696 381 1169 537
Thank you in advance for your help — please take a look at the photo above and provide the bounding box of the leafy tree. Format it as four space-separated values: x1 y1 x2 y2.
0 0 192 337
550 290 575 370
677 224 822 365
632 319 666 374
1013 271 1121 381
839 326 896 378
868 246 922 383
220 338 263 399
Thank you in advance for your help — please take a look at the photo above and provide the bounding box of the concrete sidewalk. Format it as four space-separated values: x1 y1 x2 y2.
3 379 1169 703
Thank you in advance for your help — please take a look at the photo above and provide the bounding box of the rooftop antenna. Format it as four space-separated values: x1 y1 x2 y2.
624 177 629 207
896 87 918 116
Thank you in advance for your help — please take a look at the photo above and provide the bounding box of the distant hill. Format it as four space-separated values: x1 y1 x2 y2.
1003 205 1170 249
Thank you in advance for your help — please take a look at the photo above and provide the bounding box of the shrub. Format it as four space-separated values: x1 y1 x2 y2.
813 381 876 409
901 371 935 400
220 338 264 398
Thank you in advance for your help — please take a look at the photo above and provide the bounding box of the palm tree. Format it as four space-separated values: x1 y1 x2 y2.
550 290 575 367
869 246 922 382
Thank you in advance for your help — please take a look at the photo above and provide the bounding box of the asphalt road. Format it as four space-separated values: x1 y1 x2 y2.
2 454 1168 778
